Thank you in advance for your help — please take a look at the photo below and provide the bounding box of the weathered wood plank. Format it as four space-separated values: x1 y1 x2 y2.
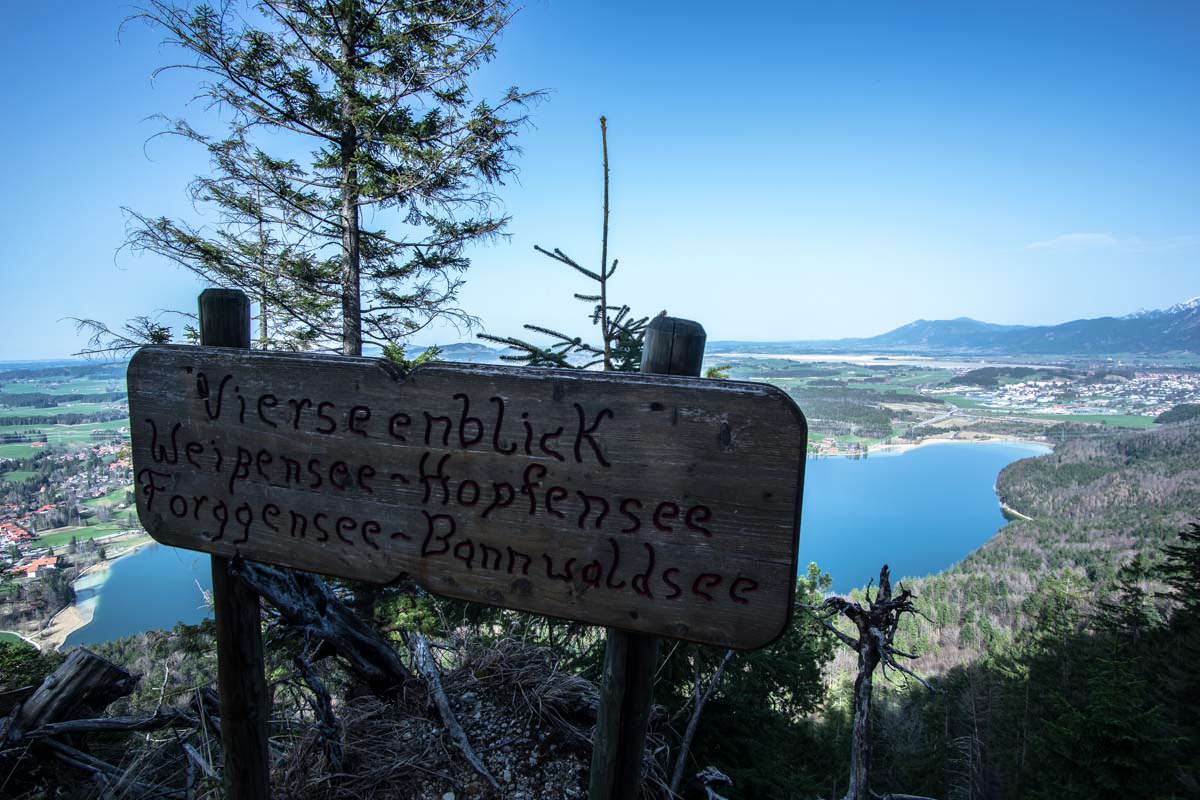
127 344 807 649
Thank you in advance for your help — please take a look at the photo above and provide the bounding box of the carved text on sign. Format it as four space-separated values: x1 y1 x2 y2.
128 346 807 649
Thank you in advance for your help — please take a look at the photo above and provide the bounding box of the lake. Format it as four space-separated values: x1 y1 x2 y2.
799 441 1049 592
63 440 1048 645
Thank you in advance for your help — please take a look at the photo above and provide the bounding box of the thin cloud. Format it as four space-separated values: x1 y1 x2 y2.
1026 232 1200 253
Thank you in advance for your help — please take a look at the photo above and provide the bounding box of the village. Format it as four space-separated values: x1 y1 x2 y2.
0 431 145 648
926 367 1200 418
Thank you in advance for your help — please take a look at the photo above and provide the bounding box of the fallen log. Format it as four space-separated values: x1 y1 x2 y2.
5 648 139 742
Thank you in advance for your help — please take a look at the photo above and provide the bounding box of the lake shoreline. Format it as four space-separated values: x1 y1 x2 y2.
20 538 158 652
807 434 1053 460
868 434 1052 457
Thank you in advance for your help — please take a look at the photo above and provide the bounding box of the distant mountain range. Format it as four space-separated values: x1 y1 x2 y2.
427 298 1200 361
707 297 1200 356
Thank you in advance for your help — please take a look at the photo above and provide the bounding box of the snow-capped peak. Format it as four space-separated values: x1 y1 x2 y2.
1123 297 1200 319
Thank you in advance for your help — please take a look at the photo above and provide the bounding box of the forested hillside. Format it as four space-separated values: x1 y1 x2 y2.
863 421 1200 674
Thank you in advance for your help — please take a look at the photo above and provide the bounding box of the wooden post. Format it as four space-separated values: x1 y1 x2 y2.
199 288 271 800
589 315 707 800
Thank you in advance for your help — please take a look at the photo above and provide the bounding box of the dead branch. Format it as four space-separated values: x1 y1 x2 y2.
409 633 500 791
295 653 344 772
24 709 198 738
229 558 413 694
669 649 735 797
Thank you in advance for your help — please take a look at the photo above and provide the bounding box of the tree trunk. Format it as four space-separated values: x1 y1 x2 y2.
845 645 880 800
339 33 362 357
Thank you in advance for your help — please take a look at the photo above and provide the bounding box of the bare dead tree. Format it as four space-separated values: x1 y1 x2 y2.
806 565 936 800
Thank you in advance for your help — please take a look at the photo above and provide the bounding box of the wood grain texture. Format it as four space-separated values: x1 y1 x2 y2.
127 345 808 649
198 288 270 800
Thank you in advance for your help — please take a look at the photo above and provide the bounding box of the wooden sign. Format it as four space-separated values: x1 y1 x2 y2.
128 344 807 649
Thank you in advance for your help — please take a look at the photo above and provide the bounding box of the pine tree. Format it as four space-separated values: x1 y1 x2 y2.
478 118 651 371
119 0 539 356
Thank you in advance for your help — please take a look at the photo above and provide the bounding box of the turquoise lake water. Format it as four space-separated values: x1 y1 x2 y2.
63 440 1048 646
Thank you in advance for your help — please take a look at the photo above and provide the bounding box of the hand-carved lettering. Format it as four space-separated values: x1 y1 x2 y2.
233 503 252 544
421 511 456 557
197 373 232 420
313 512 330 542
287 397 312 429
257 393 278 427
263 503 281 532
316 401 337 433
632 543 656 598
652 501 679 532
348 405 371 437
576 492 610 530
454 393 483 447
307 458 323 489
479 543 502 570
388 411 411 441
255 449 273 482
692 573 722 601
619 498 642 534
573 404 613 467
453 540 476 569
581 560 603 588
520 463 547 514
482 482 514 518
136 468 171 511
605 538 626 589
289 511 307 539
538 427 564 461
684 505 713 537
729 576 759 605
521 413 534 455
419 452 451 504
229 447 253 494
185 440 204 469
543 553 576 582
545 486 568 518
146 418 181 464
282 456 302 485
169 495 188 518
423 411 452 446
357 464 376 493
489 396 517 455
506 546 531 575
210 501 229 542
456 479 480 506
329 461 351 490
335 516 356 545
361 520 381 549
191 495 208 520
663 567 682 599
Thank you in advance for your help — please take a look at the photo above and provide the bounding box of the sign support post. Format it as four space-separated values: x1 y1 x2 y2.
588 316 708 800
200 288 271 800
128 300 807 799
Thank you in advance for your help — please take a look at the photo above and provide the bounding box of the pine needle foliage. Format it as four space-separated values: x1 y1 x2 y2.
118 0 540 356
478 117 653 372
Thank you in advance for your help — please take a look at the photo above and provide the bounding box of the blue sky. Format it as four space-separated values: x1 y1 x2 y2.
1 1 1197 359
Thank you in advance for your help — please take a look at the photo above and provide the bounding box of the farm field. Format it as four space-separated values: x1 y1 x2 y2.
35 522 131 549
0 402 122 419
1 470 37 483
83 485 133 508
